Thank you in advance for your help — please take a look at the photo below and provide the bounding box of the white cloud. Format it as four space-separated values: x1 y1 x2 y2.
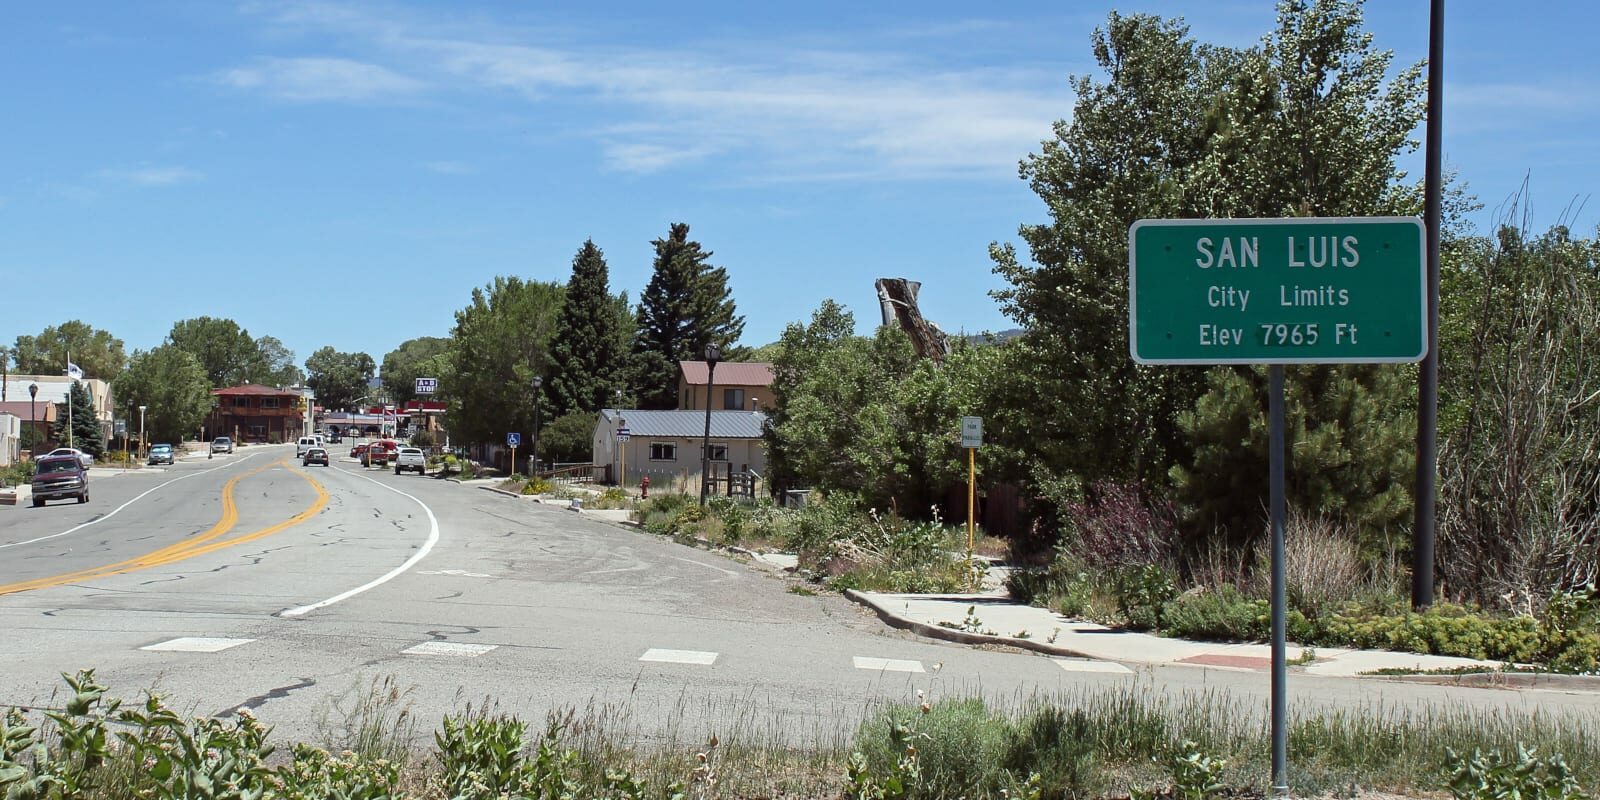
217 57 425 102
100 166 204 186
232 3 1073 181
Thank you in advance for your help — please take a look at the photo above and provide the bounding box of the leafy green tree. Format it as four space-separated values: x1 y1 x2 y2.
380 337 451 405
113 346 213 445
167 317 259 387
443 277 564 445
51 382 105 457
304 347 376 411
631 223 745 409
11 321 127 379
991 3 1424 545
250 336 303 387
541 412 599 463
549 241 629 416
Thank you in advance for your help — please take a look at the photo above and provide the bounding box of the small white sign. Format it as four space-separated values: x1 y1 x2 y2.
415 377 438 395
960 416 983 448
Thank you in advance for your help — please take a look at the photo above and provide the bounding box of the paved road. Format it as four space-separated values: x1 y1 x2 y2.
3 444 1596 751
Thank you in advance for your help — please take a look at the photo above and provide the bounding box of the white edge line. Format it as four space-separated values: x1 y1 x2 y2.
278 468 440 617
0 455 257 550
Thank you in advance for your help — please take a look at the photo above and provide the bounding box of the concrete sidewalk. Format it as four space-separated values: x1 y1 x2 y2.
846 590 1504 678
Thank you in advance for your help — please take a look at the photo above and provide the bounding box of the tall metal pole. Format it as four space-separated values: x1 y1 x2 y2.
699 354 719 507
1413 0 1444 610
1269 365 1289 795
967 447 976 589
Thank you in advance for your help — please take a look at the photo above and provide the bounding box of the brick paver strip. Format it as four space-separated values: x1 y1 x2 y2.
1178 654 1273 670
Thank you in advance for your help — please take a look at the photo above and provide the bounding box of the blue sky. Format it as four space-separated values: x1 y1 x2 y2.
5 1 1598 372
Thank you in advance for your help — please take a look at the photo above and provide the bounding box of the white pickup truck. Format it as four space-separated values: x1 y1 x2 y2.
393 447 428 475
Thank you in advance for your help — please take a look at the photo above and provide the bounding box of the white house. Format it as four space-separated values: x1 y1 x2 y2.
593 408 767 491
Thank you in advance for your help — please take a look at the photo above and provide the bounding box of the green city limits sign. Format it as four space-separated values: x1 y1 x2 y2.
1129 217 1427 365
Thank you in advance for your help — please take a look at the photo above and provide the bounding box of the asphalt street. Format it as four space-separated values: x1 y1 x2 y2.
3 444 1597 752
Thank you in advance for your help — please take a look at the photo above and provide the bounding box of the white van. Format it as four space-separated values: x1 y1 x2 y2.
296 436 318 456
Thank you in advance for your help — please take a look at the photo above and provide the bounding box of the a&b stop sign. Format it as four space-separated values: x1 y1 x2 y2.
1129 217 1427 365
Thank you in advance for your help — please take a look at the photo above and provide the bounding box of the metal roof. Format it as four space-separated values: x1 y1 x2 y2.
678 361 775 387
599 408 767 439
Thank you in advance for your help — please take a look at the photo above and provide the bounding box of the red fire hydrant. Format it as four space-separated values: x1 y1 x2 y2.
640 475 650 498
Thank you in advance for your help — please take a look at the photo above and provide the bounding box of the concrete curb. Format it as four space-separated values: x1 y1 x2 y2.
843 589 1101 661
1371 670 1600 691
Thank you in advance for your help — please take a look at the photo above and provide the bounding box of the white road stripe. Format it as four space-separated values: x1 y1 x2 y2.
853 656 925 673
277 467 440 617
141 637 254 653
0 456 257 550
403 641 497 657
1054 659 1134 675
640 648 718 665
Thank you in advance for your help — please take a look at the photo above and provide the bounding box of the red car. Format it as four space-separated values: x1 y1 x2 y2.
363 440 399 466
350 444 370 459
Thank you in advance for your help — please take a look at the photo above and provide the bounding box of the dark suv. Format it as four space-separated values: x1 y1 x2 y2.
31 455 89 506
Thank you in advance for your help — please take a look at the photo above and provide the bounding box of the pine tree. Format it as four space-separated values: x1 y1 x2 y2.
549 240 627 416
52 382 106 458
631 223 745 409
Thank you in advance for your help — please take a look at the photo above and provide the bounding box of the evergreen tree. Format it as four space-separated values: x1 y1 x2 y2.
631 223 745 409
52 382 106 458
549 240 627 415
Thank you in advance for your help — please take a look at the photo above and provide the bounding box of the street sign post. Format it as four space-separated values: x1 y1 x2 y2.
1129 216 1427 796
507 432 520 476
415 377 438 395
959 416 983 587
1129 217 1425 365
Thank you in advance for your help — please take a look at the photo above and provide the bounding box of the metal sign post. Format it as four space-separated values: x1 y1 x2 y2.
960 416 983 588
506 432 521 476
1128 216 1427 796
616 421 629 490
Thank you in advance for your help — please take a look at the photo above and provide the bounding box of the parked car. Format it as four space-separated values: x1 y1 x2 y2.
296 436 318 456
393 447 427 475
350 443 370 459
302 447 330 467
211 437 234 454
46 447 94 469
147 444 175 465
31 454 89 506
363 440 399 467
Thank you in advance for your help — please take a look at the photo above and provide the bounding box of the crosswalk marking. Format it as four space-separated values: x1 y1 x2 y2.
141 637 254 653
639 648 719 665
402 641 498 657
1054 659 1134 675
853 656 925 673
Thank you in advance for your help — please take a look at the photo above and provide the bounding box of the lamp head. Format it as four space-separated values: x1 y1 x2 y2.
532 376 543 390
28 383 38 399
704 343 722 365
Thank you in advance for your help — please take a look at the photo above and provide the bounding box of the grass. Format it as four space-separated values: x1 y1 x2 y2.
6 670 1598 799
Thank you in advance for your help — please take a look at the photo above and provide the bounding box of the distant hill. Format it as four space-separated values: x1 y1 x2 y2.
963 328 1024 346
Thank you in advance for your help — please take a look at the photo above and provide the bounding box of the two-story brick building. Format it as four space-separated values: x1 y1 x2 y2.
209 384 307 444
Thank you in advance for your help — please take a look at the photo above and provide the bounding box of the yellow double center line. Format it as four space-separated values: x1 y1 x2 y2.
0 459 329 596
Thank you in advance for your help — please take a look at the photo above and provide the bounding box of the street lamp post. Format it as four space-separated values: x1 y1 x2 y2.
138 405 147 462
531 376 543 477
699 343 721 506
27 383 38 456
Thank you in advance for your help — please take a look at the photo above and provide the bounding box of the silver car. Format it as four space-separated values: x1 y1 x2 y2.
393 447 427 475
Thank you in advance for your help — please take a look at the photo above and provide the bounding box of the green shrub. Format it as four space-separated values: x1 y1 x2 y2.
1160 586 1273 642
1002 707 1101 800
1113 565 1178 631
853 699 1014 800
521 478 554 495
1445 746 1589 800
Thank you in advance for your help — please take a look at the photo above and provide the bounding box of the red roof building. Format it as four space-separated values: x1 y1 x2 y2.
209 384 306 444
677 361 775 411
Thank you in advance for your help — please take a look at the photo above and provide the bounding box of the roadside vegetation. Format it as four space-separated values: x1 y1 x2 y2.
5 670 1595 799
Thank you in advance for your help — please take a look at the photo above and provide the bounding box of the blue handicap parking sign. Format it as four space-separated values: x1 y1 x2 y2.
507 432 522 447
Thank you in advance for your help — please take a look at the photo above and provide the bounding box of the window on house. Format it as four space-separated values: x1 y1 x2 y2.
261 397 280 409
248 425 266 437
722 388 744 410
703 443 728 462
649 442 676 461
